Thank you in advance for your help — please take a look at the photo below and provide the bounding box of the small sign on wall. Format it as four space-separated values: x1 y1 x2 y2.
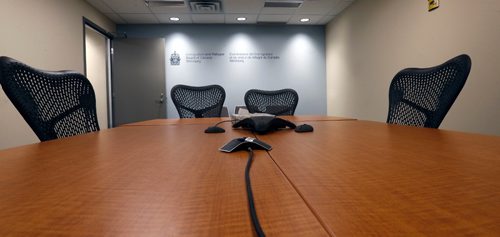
428 0 439 11
170 51 181 65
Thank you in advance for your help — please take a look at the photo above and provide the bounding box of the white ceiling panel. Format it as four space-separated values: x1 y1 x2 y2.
257 14 291 23
105 13 127 24
297 0 341 15
156 13 193 23
328 1 353 16
86 0 355 25
101 0 151 13
86 0 115 13
224 14 258 24
287 15 323 25
223 0 263 14
317 15 336 25
119 13 159 24
191 14 225 24
149 5 191 14
260 7 298 15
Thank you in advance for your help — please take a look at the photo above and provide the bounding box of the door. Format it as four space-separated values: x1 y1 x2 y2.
112 38 166 126
85 25 110 129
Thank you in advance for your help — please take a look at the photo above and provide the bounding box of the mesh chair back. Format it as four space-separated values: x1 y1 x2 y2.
170 84 226 118
0 56 100 141
244 89 299 115
387 54 471 128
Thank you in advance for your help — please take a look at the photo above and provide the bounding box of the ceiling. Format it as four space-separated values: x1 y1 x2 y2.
85 0 355 25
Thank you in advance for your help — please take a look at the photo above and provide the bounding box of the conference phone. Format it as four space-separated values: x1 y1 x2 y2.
219 137 272 153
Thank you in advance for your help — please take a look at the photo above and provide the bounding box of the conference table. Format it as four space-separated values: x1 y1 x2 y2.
0 116 499 236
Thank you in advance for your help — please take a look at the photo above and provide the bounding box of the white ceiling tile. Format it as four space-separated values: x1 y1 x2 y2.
149 5 191 14
191 14 225 24
86 0 115 13
119 13 159 24
155 14 193 23
260 7 298 15
105 13 127 24
328 1 354 16
287 15 323 25
297 0 341 15
223 0 264 14
86 0 356 25
257 14 291 23
224 14 258 24
101 0 151 13
317 15 336 25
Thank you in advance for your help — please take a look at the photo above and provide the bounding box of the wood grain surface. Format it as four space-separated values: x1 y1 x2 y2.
122 117 228 126
0 123 328 236
4 118 497 236
258 120 500 236
278 115 356 123
122 115 355 126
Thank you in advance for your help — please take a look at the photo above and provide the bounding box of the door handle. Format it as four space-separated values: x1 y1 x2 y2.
155 93 164 104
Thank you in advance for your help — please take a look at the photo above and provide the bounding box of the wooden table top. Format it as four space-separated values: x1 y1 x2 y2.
0 123 327 236
2 117 499 236
258 120 500 236
122 115 355 126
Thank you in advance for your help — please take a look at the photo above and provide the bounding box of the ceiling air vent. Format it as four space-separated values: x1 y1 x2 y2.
145 0 185 7
189 0 223 13
264 0 304 8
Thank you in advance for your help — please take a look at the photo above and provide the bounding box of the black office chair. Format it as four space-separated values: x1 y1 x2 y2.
220 106 229 117
170 84 226 118
244 89 299 115
0 56 100 141
387 54 471 128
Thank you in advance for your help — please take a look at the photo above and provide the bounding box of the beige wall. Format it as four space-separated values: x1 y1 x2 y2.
326 0 500 136
0 0 115 149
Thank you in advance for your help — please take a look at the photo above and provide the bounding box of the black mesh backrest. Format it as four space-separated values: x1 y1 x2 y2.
170 84 226 118
387 54 471 128
244 89 299 115
0 56 100 141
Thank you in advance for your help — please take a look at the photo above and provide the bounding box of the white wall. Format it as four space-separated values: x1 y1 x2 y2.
0 0 115 149
118 25 327 118
326 0 500 136
85 26 109 129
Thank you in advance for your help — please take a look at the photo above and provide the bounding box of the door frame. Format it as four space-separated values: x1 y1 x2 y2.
82 17 114 128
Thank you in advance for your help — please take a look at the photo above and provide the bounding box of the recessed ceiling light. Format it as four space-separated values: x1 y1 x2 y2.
237 17 247 21
300 18 310 22
170 17 180 21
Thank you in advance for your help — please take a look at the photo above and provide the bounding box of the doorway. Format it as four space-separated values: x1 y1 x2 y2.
83 18 113 128
111 38 167 126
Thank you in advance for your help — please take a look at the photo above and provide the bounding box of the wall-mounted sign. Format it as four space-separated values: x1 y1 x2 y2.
169 51 280 64
428 0 439 11
170 51 181 65
229 52 280 63
185 52 224 63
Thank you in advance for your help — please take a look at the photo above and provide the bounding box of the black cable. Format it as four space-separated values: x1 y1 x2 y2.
245 147 266 237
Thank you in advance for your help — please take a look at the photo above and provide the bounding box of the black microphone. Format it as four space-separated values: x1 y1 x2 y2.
294 124 314 133
204 120 233 133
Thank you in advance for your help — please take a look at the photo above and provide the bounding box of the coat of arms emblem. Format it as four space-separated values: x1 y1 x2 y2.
170 51 181 65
